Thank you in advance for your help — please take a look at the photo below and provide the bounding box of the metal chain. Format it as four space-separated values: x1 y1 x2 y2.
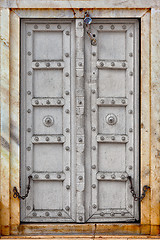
13 175 32 200
127 176 150 201
84 11 97 46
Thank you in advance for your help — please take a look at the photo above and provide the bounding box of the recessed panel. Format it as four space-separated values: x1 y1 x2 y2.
33 70 63 98
33 31 63 60
98 181 126 209
34 181 63 210
98 31 126 60
98 69 126 98
98 107 126 134
33 144 63 172
98 143 125 172
33 107 62 134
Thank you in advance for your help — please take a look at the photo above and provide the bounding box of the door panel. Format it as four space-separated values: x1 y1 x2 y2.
21 19 139 223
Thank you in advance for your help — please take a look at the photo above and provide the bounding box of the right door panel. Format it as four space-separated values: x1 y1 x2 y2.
85 20 139 222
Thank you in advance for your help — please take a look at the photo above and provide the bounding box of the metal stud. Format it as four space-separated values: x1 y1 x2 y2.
92 52 96 56
65 128 70 133
65 91 69 95
66 185 70 190
78 176 83 180
78 100 82 105
78 137 83 142
129 165 133 170
92 127 96 131
78 22 82 26
121 175 125 180
26 206 31 210
28 71 32 76
110 24 115 30
110 212 115 216
27 91 31 95
57 25 61 29
26 166 31 171
100 212 105 216
45 137 50 141
100 174 105 179
100 62 104 67
65 206 70 211
101 99 104 104
34 24 38 29
46 62 50 67
111 99 115 104
128 110 133 114
65 166 70 171
78 62 82 67
57 174 61 179
129 52 133 57
129 90 133 95
57 136 61 142
65 53 69 57
79 216 83 221
34 174 39 179
92 146 96 150
26 147 31 151
27 109 31 113
92 184 96 188
65 72 69 77
121 99 126 104
99 25 103 29
57 99 61 104
65 146 70 151
129 128 133 132
45 174 50 179
57 62 61 67
57 211 62 216
35 62 39 67
27 32 31 36
91 89 96 94
100 136 105 141
35 100 39 105
121 136 125 141
122 25 126 29
45 212 50 216
129 147 133 151
28 51 31 56
122 62 126 67
65 109 70 114
129 204 133 208
129 72 133 76
65 31 70 35
92 108 96 112
91 165 96 169
121 212 125 216
111 62 115 67
46 100 50 104
129 32 133 37
32 212 37 217
111 136 115 140
27 128 31 132
111 174 116 179
46 24 50 29
34 136 39 141
92 204 97 209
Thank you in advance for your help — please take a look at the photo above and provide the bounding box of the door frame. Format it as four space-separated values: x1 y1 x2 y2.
0 7 160 235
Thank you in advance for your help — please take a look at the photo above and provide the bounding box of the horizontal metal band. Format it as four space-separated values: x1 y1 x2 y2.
96 171 128 181
32 97 65 106
31 172 66 181
32 61 64 69
97 134 129 143
32 135 65 143
27 210 71 219
97 60 128 69
97 97 128 106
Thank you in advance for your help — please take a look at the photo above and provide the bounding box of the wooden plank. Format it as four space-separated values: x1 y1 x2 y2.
140 11 151 226
0 0 160 9
10 10 20 234
150 8 160 235
0 8 10 236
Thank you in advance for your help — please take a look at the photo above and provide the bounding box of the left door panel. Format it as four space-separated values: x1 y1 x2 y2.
21 20 75 222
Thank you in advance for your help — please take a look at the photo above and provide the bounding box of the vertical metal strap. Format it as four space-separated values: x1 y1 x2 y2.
75 19 85 223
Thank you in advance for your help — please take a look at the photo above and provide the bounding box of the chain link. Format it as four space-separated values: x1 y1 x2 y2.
84 11 97 46
127 176 150 201
13 175 32 200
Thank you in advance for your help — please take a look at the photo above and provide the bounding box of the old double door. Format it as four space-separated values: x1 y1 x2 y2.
21 19 139 223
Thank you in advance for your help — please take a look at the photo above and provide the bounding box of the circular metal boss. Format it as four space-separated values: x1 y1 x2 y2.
43 115 54 127
106 113 117 125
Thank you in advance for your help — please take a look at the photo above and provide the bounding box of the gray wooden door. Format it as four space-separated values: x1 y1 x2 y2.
21 19 139 223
